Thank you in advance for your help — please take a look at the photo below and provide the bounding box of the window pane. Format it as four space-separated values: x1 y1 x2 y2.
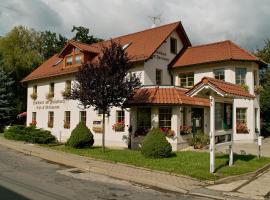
156 69 162 85
75 55 81 64
214 68 225 81
80 111 87 124
137 108 151 129
170 38 177 54
236 68 246 84
159 107 172 129
215 103 224 130
179 73 194 88
66 56 72 65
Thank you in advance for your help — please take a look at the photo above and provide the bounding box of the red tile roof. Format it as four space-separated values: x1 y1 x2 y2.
170 40 266 68
125 86 209 106
186 77 255 99
22 21 190 82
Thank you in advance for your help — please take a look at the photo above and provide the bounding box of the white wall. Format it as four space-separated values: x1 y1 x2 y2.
172 61 260 142
27 75 131 147
144 30 184 85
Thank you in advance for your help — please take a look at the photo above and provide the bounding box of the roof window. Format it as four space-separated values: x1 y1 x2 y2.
122 42 131 50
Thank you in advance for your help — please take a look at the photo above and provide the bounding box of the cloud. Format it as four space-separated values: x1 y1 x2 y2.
1 0 270 51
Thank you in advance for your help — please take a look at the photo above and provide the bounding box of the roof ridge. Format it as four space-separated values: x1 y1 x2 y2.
205 77 247 89
187 40 231 49
86 21 181 48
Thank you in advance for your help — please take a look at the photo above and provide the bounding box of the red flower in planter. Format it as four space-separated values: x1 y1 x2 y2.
112 121 125 132
30 120 37 126
160 128 175 137
236 122 249 133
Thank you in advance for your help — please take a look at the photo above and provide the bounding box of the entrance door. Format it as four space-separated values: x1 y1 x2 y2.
191 108 204 134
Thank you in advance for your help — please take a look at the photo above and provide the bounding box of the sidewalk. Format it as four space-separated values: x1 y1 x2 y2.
0 137 206 195
216 137 270 157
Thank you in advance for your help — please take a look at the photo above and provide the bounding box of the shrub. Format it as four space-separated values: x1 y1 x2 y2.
66 122 94 148
189 132 209 149
141 128 172 158
4 125 56 144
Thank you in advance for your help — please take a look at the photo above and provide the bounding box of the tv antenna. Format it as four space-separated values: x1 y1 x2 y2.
149 15 161 28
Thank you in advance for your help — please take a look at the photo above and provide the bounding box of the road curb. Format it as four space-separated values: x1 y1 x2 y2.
0 137 202 195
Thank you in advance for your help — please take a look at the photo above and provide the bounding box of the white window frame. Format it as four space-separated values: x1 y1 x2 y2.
179 73 194 88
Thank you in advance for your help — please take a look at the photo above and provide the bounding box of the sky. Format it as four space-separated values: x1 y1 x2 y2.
1 0 270 51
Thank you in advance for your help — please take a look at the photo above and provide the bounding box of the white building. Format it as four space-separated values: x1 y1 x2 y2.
22 21 266 150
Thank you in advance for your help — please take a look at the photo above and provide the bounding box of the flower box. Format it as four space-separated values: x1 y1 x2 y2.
112 121 125 132
160 128 175 138
62 89 71 99
254 85 263 95
46 92 54 100
180 125 192 135
30 120 37 126
236 122 249 134
30 93 37 100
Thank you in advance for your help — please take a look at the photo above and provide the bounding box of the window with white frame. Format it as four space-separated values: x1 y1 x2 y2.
179 73 194 88
48 111 54 128
115 110 125 132
80 111 87 124
137 107 151 129
75 54 81 64
66 56 73 66
214 68 225 81
235 68 247 84
64 111 70 129
49 82 54 97
170 37 177 54
156 69 162 85
236 108 247 124
33 85 37 95
159 107 172 129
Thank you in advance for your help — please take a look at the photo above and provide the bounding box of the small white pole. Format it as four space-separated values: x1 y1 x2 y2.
258 136 262 159
209 95 215 173
229 144 233 166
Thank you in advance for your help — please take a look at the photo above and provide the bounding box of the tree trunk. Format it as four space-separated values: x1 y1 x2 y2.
102 111 105 152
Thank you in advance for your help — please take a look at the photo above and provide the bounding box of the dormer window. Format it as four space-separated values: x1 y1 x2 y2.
75 54 81 64
66 56 73 66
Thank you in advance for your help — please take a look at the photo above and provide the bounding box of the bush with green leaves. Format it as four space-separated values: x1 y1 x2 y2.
189 132 209 149
4 125 56 144
141 128 172 158
66 122 94 148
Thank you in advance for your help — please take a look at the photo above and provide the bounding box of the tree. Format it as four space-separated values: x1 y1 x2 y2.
0 26 43 114
72 26 103 44
0 68 16 131
71 41 141 151
39 31 67 60
255 39 270 136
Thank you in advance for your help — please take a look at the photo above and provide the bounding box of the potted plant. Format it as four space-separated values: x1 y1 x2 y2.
236 122 249 134
241 84 249 92
30 92 37 100
112 121 125 132
254 85 263 95
180 125 192 135
62 88 71 99
46 92 54 100
160 128 175 138
29 120 37 126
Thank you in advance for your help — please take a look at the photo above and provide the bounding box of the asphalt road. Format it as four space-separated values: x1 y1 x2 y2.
0 144 209 200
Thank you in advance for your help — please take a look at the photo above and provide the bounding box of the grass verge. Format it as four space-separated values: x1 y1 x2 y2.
47 145 270 180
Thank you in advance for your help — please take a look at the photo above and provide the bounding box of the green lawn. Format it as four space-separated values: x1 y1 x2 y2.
48 145 270 180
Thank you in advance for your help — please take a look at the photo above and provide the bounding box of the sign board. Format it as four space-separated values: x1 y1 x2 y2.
215 131 232 146
92 120 103 133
